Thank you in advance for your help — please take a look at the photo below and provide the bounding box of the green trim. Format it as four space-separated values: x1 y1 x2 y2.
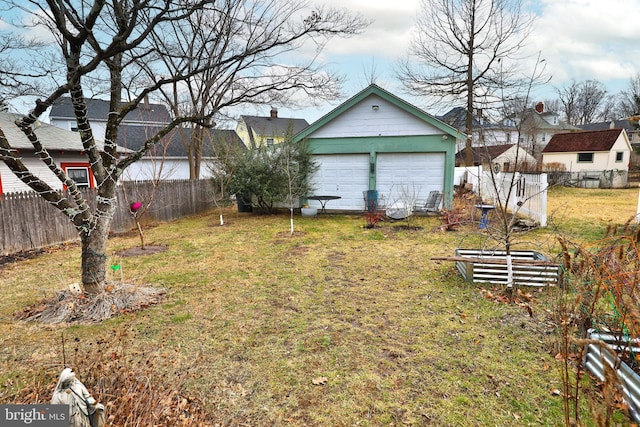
308 135 455 154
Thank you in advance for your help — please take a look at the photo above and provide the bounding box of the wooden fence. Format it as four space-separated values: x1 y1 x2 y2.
0 179 214 255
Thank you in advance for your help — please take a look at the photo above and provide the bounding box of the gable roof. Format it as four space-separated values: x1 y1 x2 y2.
294 84 466 141
519 108 578 132
49 97 172 124
455 144 517 164
240 114 309 141
118 126 244 157
542 128 626 153
0 111 125 152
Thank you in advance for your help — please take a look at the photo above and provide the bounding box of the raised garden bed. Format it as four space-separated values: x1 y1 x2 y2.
454 249 559 287
583 329 640 423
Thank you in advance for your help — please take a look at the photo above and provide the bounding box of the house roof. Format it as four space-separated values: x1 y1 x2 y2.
455 144 516 164
240 114 309 141
294 84 466 141
118 126 244 157
49 97 172 124
579 120 639 134
542 128 626 153
519 108 578 132
0 111 127 153
438 107 491 130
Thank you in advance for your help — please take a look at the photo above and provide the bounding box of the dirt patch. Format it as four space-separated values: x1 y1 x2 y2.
274 231 307 238
0 243 79 268
115 244 169 257
391 224 425 232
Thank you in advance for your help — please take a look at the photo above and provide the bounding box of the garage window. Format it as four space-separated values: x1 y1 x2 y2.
616 151 624 162
577 152 594 163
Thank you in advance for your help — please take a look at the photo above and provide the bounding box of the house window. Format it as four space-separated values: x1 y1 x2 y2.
266 138 274 146
61 162 94 188
577 152 594 163
616 151 624 162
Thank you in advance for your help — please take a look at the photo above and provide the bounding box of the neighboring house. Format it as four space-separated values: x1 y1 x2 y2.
236 107 309 147
542 128 631 188
50 96 171 135
293 84 465 211
439 107 519 151
455 144 537 172
49 97 242 180
505 102 579 159
579 119 640 145
120 127 244 181
0 111 128 194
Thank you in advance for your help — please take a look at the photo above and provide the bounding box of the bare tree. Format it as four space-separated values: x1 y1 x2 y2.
147 0 367 179
556 79 607 125
576 80 607 125
207 129 245 226
617 72 640 118
0 0 366 295
555 79 580 125
398 0 536 166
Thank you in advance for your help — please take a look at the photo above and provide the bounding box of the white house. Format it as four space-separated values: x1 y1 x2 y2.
49 97 243 181
439 107 519 152
503 102 579 159
542 128 631 188
455 144 538 172
0 111 128 194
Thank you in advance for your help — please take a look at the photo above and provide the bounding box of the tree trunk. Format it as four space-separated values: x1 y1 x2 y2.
80 221 109 295
79 194 115 295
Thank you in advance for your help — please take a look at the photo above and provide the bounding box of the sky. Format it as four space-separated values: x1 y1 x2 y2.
268 0 640 124
5 0 640 125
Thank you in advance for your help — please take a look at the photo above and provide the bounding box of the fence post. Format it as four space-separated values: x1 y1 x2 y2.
539 173 548 227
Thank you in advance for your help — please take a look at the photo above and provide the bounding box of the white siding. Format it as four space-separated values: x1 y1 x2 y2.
311 94 443 138
0 154 90 193
122 158 207 181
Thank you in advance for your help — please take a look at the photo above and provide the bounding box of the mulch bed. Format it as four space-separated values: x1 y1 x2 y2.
15 284 167 324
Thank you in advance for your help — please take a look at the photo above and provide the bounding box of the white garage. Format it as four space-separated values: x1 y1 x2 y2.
309 154 370 211
376 152 445 209
295 84 464 212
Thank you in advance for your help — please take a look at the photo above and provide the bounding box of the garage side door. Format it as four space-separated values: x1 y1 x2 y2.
376 153 445 208
310 154 369 211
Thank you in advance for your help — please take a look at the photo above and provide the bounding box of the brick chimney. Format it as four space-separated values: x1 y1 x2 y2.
270 107 278 118
535 102 544 113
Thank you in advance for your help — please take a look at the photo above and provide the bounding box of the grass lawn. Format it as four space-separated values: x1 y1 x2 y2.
0 186 638 426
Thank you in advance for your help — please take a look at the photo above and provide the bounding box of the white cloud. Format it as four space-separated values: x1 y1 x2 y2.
528 0 640 87
317 0 420 58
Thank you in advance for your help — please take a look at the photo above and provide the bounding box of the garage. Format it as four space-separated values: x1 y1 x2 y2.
376 152 445 209
309 154 369 211
294 84 464 212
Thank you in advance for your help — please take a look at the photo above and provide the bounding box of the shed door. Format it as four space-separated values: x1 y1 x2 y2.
376 153 445 209
310 154 369 211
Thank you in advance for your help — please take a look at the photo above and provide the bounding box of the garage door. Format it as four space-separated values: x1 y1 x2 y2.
310 154 369 211
376 153 444 210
